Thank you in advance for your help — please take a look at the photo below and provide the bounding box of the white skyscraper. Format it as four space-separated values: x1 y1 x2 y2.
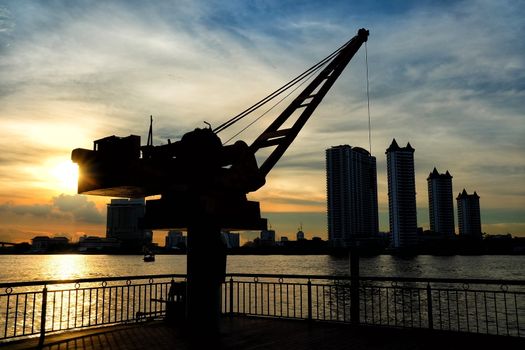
386 139 418 248
326 145 378 247
427 168 455 236
457 189 482 239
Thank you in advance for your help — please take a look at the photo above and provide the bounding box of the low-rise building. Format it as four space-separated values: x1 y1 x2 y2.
31 236 70 252
78 236 121 252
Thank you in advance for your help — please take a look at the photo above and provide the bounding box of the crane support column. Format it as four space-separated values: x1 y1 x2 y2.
186 219 225 335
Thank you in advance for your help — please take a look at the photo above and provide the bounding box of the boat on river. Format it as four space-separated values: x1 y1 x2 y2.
143 253 155 262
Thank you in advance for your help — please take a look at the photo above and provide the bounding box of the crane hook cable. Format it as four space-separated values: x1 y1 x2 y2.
213 37 355 134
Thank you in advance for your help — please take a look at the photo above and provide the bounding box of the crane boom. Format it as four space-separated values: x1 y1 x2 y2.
251 28 369 177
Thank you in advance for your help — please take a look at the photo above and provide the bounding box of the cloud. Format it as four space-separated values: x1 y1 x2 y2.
0 202 53 217
0 145 63 167
52 194 104 223
0 194 104 224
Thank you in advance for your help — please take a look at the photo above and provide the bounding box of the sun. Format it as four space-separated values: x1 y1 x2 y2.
50 161 79 193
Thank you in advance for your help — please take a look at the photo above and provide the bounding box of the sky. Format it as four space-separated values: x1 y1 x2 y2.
0 0 523 245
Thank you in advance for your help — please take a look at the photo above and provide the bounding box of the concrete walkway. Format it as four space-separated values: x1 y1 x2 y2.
2 317 524 350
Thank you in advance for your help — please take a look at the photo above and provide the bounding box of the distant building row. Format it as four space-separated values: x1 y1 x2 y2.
325 140 482 249
165 230 240 249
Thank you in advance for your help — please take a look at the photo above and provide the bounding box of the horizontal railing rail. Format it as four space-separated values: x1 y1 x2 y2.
1 273 524 344
0 274 186 289
225 273 525 286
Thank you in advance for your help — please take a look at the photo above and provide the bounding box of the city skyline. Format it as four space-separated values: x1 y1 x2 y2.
0 1 523 244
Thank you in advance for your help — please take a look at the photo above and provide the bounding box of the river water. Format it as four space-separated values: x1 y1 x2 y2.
0 254 523 282
1 254 524 340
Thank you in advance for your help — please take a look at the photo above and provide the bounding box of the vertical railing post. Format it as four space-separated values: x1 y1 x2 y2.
38 285 48 348
307 279 312 321
350 248 360 325
229 277 234 317
427 283 433 330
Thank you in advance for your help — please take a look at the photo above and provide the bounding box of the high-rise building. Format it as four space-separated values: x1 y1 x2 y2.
326 145 378 247
456 189 482 239
427 168 455 236
386 139 418 248
106 198 152 250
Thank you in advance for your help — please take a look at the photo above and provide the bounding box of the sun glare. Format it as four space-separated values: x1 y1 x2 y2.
51 161 79 193
46 255 87 280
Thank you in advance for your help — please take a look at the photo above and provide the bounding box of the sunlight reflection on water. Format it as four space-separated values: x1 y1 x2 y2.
43 255 89 280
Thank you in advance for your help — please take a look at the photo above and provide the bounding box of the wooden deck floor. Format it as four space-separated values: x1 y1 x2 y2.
2 317 524 350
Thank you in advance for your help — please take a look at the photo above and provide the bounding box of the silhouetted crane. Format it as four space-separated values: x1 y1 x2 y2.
72 28 369 334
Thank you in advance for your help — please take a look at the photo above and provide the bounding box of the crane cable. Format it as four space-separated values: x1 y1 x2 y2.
222 61 326 145
213 38 355 134
213 47 340 133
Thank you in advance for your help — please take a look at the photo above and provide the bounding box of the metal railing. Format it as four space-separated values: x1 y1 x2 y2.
222 274 525 337
0 274 184 344
1 273 524 344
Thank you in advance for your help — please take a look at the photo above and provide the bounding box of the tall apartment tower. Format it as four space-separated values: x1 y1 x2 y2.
106 198 152 250
326 145 379 247
427 168 455 236
456 189 482 239
386 139 418 248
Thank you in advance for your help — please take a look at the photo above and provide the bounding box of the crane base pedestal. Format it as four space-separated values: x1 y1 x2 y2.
186 221 225 335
